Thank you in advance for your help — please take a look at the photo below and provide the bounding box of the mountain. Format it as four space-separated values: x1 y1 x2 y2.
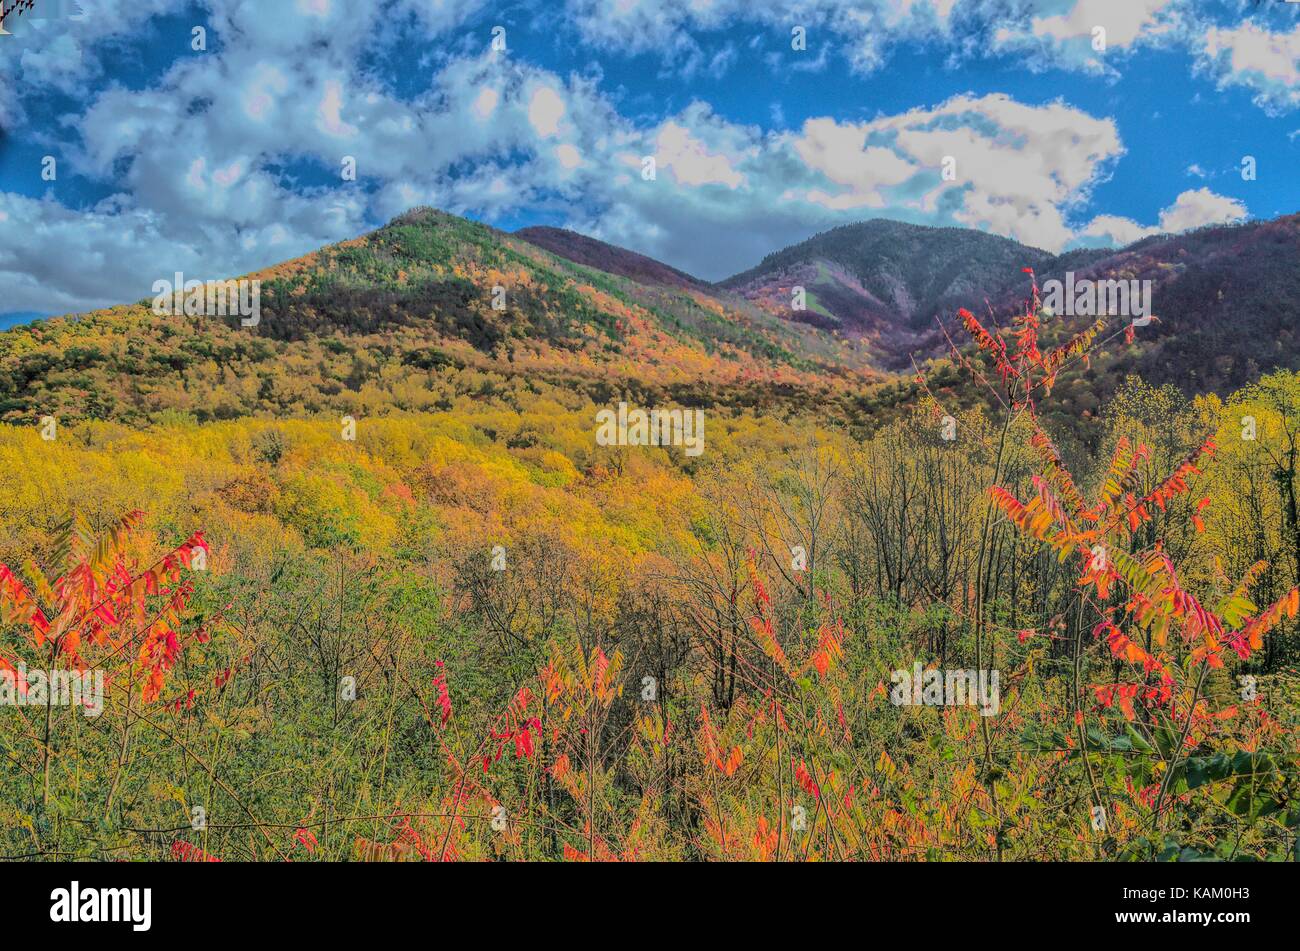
979 214 1300 399
718 219 1061 367
713 214 1300 400
0 207 885 426
514 226 709 291
4 207 1297 435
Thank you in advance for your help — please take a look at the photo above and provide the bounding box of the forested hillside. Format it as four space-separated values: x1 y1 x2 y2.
721 218 1056 358
0 208 890 430
514 226 711 292
718 215 1300 403
2 245 1297 861
1010 215 1300 398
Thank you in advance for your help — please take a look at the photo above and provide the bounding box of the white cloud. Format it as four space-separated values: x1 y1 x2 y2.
1156 187 1247 233
553 93 1133 277
1078 187 1247 246
0 0 496 310
317 79 360 138
990 0 1184 74
553 143 584 170
563 0 962 75
1076 213 1156 247
527 86 567 138
1200 21 1300 115
8 0 185 94
0 26 1151 303
0 191 334 313
792 94 1124 252
792 119 917 209
556 0 1299 125
1030 0 1178 48
0 0 1277 310
471 87 500 120
564 0 1192 79
655 115 746 189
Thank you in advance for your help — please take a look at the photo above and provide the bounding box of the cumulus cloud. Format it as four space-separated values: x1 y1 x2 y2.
0 0 1277 310
1077 187 1247 246
654 110 749 189
554 93 1130 277
990 0 1185 74
0 193 211 313
0 21 1160 305
563 0 962 75
558 0 1300 125
562 0 1196 78
1 1 539 310
784 94 1124 252
527 86 567 138
1076 213 1158 247
1199 20 1300 115
792 119 918 209
1156 187 1248 233
7 0 185 93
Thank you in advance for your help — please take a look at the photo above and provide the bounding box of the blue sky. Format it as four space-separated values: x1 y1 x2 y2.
0 0 1297 316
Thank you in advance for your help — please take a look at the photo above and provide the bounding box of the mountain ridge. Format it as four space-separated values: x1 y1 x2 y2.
0 206 887 427
513 226 710 292
521 214 1300 395
3 208 1298 435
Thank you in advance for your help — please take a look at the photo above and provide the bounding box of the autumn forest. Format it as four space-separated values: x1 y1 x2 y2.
1 208 1298 864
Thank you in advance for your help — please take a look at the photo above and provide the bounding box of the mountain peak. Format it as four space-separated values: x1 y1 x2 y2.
717 217 1053 366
